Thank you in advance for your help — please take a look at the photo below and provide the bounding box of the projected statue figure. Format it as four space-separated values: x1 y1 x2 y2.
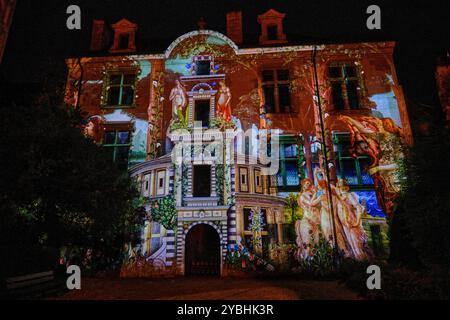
217 80 232 122
169 80 187 122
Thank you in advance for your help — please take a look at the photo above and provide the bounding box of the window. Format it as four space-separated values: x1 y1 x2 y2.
239 167 249 192
277 139 300 191
267 25 278 40
156 170 166 196
243 208 267 232
193 56 213 76
119 33 130 50
333 133 374 188
193 165 211 197
328 62 361 110
146 221 165 256
254 169 263 193
143 173 151 197
107 73 136 107
103 130 131 169
262 69 292 113
196 60 211 76
194 99 210 127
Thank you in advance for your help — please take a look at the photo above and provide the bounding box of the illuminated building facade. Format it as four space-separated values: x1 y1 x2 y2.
65 9 413 276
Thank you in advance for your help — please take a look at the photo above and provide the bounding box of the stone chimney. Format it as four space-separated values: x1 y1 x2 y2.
90 20 110 52
226 11 243 45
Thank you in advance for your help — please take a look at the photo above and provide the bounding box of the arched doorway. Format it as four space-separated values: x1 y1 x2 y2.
185 224 221 276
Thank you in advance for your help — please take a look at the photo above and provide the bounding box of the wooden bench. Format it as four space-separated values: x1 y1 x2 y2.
4 271 63 299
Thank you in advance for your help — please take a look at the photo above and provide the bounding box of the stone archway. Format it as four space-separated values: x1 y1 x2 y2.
185 223 221 276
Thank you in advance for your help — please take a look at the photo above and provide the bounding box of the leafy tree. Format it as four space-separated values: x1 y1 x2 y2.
0 102 145 274
391 112 450 268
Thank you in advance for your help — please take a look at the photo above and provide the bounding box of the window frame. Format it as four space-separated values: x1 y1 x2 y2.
277 136 300 192
262 68 293 114
104 71 137 108
102 128 132 169
333 132 375 190
328 62 362 111
239 167 249 193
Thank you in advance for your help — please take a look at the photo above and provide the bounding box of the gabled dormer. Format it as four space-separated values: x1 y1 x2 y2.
109 19 138 53
257 9 287 45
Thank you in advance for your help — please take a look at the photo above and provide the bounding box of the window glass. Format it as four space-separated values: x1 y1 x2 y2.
283 144 297 158
117 131 130 144
346 80 359 109
285 162 300 186
331 82 345 110
267 25 278 40
278 84 291 112
196 60 210 75
107 87 121 106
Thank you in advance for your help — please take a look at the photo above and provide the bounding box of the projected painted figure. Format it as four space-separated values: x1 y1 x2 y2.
169 80 187 122
295 178 320 259
339 115 403 217
332 179 370 260
217 80 232 122
83 116 104 143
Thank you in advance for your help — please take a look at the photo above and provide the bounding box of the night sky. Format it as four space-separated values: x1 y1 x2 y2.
0 0 448 107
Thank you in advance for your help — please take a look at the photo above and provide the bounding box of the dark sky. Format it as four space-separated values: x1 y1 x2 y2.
0 0 448 106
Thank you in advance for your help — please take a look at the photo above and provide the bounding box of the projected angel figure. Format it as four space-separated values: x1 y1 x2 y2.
217 80 232 122
169 80 187 122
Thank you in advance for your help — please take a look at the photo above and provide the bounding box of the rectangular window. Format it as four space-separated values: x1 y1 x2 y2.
193 165 211 197
119 33 130 49
277 138 300 191
106 73 136 107
156 170 166 196
328 62 361 110
103 129 131 170
262 69 292 113
267 25 278 40
196 60 211 76
333 133 374 188
254 169 263 194
148 221 165 256
194 99 210 127
239 167 249 192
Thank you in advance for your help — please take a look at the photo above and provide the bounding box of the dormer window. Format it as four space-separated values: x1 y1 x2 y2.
257 9 287 45
109 19 138 53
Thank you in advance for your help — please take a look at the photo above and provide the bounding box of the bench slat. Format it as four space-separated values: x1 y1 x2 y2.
6 271 54 283
6 275 55 290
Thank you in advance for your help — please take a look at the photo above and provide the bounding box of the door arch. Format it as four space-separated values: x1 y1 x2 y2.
185 223 221 276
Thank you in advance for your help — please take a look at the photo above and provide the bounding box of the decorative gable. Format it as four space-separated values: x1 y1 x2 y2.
257 9 287 45
109 18 138 53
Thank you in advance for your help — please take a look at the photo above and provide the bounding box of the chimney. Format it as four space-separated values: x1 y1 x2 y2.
226 11 243 45
90 20 110 51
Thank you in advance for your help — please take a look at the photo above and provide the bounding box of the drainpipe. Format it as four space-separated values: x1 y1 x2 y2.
76 57 84 110
311 46 338 250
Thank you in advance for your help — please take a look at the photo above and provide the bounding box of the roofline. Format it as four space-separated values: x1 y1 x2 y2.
65 29 395 61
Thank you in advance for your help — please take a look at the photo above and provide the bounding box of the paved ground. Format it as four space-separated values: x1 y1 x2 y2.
55 277 360 300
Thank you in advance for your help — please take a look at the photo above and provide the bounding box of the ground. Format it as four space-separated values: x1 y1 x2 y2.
54 277 361 300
